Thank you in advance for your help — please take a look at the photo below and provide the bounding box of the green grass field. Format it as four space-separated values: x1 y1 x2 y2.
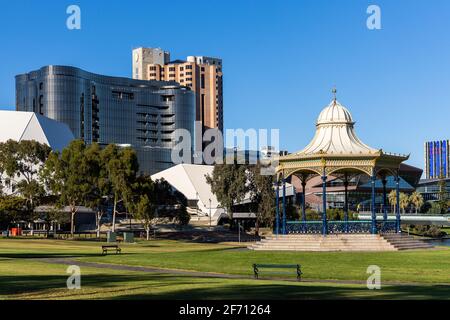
1 238 449 299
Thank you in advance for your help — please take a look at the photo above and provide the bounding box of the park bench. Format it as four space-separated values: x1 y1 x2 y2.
101 245 121 255
253 264 302 281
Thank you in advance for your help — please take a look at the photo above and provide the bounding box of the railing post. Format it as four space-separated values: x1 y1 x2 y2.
344 177 349 233
301 180 307 233
382 178 388 223
371 172 377 234
275 181 279 237
282 176 287 235
396 175 401 233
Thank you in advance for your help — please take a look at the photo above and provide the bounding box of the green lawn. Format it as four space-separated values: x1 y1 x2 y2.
0 238 449 299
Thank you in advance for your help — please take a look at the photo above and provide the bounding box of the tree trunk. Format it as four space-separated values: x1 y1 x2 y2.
112 193 117 232
96 211 102 238
255 219 259 237
146 226 150 241
71 208 76 238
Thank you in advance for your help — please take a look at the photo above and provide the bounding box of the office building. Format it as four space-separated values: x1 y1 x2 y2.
132 47 223 135
16 65 195 175
424 140 449 179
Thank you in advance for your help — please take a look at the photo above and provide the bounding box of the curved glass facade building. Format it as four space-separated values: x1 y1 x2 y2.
16 65 195 174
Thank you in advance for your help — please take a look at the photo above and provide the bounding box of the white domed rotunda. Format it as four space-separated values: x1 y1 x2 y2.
274 90 409 236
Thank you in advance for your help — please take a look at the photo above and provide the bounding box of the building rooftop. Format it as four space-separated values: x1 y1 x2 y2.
0 110 74 151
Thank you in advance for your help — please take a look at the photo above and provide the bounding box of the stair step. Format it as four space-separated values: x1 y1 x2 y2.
248 233 434 252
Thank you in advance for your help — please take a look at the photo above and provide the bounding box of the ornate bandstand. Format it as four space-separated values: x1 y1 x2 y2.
274 92 409 235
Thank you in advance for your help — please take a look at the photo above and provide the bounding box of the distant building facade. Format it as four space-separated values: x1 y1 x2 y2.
132 47 223 135
416 178 450 202
425 140 449 179
16 65 195 175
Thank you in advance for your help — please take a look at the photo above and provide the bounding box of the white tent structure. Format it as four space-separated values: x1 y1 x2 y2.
151 164 297 226
151 164 227 225
0 110 74 151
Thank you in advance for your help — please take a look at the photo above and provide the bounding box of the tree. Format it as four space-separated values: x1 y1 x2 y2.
41 140 97 237
0 140 51 227
134 194 155 240
388 190 397 213
247 164 275 235
0 196 29 230
150 178 190 226
131 175 155 240
102 145 139 232
206 163 248 220
399 192 410 214
409 191 424 214
437 176 448 214
83 143 108 238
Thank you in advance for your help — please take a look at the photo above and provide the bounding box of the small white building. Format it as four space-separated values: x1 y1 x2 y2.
151 164 227 225
151 164 296 226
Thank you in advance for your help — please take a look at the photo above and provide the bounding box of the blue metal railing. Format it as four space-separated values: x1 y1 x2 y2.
285 220 397 234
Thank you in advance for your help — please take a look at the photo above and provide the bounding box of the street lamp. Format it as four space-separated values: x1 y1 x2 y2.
209 198 212 230
196 192 199 221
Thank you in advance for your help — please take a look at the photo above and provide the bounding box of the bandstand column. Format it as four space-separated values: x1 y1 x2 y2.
344 176 349 233
282 175 287 235
275 181 280 236
301 180 307 222
395 175 401 233
322 170 328 235
382 178 388 222
371 173 377 234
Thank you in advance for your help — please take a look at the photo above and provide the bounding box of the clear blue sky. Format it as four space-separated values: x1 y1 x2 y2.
1 0 449 172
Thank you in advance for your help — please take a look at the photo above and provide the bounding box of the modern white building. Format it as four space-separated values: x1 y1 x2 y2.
151 164 227 225
151 164 296 226
0 110 74 151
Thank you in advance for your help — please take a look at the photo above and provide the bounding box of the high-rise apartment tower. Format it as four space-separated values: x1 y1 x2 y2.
132 47 223 134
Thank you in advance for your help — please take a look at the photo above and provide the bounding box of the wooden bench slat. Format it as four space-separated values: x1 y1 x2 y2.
253 263 302 281
101 245 121 255
255 264 299 268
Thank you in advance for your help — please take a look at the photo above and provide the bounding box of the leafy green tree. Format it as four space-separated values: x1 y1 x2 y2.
206 163 248 220
102 145 139 232
409 191 424 214
399 192 410 213
41 140 98 237
388 190 397 213
151 178 190 226
0 196 29 230
134 194 155 240
247 164 275 234
131 175 155 240
0 140 51 226
83 143 109 237
437 177 448 214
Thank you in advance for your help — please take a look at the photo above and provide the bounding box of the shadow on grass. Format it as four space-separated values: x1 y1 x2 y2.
0 252 102 259
118 283 450 300
0 273 212 297
1 273 449 300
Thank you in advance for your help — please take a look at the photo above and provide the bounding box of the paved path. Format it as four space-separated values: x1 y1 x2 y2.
38 258 449 287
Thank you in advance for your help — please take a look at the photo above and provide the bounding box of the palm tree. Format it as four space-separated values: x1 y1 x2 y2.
409 191 424 214
399 192 410 214
388 190 397 213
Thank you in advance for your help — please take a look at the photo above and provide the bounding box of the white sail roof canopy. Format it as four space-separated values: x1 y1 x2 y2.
296 99 379 155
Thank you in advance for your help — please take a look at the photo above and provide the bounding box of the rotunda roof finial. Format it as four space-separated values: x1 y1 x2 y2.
332 87 337 102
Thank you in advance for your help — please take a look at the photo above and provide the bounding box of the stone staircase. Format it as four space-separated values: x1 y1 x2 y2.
382 233 434 250
248 234 434 252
